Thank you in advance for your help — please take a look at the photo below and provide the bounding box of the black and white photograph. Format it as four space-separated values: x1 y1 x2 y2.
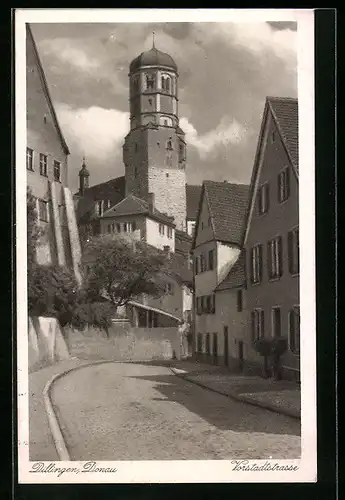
16 8 316 483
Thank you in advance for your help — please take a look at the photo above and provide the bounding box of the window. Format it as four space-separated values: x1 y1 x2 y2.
267 236 283 279
167 226 173 239
251 309 264 342
161 75 171 92
250 244 262 284
116 223 121 233
200 252 206 273
166 172 169 177
208 249 214 270
164 120 168 126
258 183 270 215
166 138 173 150
205 333 210 355
53 160 61 182
134 166 138 178
123 222 135 233
237 290 243 312
148 98 152 106
107 224 112 233
197 333 202 353
26 147 34 171
196 296 202 315
206 295 211 313
146 73 155 90
190 222 196 237
39 153 47 176
165 283 173 294
271 131 276 143
38 199 49 222
272 307 281 337
195 256 199 276
159 224 165 236
289 306 300 354
96 200 103 217
288 227 299 275
278 167 290 203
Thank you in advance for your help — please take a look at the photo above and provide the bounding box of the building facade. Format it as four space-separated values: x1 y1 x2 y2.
26 24 81 283
192 181 249 365
243 97 299 381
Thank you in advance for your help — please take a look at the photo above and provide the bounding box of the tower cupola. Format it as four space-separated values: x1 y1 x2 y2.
78 157 90 195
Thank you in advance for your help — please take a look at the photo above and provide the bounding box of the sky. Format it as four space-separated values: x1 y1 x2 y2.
30 21 297 192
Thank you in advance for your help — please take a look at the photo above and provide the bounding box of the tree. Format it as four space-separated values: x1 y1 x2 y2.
253 337 272 378
253 337 288 380
27 191 116 334
82 234 168 308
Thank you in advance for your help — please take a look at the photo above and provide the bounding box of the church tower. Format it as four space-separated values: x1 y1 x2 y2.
78 157 90 196
123 37 187 231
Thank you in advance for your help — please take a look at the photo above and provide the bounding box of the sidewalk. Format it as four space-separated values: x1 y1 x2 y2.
170 360 301 419
29 358 90 461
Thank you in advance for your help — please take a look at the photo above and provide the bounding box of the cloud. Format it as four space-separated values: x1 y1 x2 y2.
39 38 101 72
180 116 250 159
56 103 129 160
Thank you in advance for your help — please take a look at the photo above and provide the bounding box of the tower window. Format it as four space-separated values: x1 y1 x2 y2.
146 73 155 90
161 75 171 92
148 98 152 106
166 173 169 178
166 138 173 150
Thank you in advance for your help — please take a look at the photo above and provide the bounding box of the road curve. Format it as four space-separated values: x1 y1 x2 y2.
51 362 301 460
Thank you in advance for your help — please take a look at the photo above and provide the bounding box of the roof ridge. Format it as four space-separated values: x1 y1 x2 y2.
267 96 298 102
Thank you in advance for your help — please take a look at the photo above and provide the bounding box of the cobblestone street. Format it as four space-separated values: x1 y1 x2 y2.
51 362 301 460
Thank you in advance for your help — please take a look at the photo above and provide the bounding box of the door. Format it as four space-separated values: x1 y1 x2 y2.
238 340 244 372
224 326 229 367
213 333 218 365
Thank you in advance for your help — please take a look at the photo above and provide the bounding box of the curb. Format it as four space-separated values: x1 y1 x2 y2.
170 368 300 420
43 359 150 461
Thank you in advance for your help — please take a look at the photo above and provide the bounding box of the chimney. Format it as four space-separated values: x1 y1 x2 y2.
148 192 155 213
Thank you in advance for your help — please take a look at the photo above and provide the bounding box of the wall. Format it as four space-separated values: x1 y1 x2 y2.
100 214 145 241
245 112 300 378
217 243 240 285
66 325 180 362
28 317 70 372
145 218 175 251
141 272 183 319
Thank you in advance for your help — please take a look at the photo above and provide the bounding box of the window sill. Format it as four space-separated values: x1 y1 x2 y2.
268 276 282 283
250 280 262 287
278 197 290 205
290 272 300 278
27 168 35 172
40 173 48 177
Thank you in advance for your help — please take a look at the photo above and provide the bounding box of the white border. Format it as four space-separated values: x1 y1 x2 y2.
16 8 316 484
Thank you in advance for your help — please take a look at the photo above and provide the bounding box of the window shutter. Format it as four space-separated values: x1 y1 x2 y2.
266 183 270 213
277 173 281 202
286 167 291 198
295 228 300 274
259 244 263 281
279 236 283 276
267 241 272 279
260 310 265 338
287 231 293 274
251 311 256 342
257 187 262 214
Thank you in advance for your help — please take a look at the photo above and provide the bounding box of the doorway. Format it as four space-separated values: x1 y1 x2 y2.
238 340 244 372
224 326 229 367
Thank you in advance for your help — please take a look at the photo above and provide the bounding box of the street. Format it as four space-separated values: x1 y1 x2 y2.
51 362 301 460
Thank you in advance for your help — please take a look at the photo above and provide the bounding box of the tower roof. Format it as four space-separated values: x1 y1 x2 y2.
130 46 177 73
79 158 90 176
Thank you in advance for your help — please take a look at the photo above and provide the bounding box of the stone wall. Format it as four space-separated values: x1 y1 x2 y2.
28 317 70 373
66 325 180 362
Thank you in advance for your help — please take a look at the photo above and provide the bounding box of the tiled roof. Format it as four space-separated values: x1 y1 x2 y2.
165 251 193 285
76 177 202 224
76 176 125 223
205 181 250 245
102 194 175 226
27 24 70 155
268 97 299 171
175 229 192 255
215 251 246 291
186 184 202 220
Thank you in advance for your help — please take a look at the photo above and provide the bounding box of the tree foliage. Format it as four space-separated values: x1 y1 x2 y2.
253 336 288 380
27 191 116 333
82 234 168 307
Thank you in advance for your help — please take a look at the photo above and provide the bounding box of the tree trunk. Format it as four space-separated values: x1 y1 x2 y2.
263 355 270 378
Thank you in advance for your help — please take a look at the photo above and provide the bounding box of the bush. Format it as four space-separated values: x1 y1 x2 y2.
253 336 288 380
28 263 116 333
